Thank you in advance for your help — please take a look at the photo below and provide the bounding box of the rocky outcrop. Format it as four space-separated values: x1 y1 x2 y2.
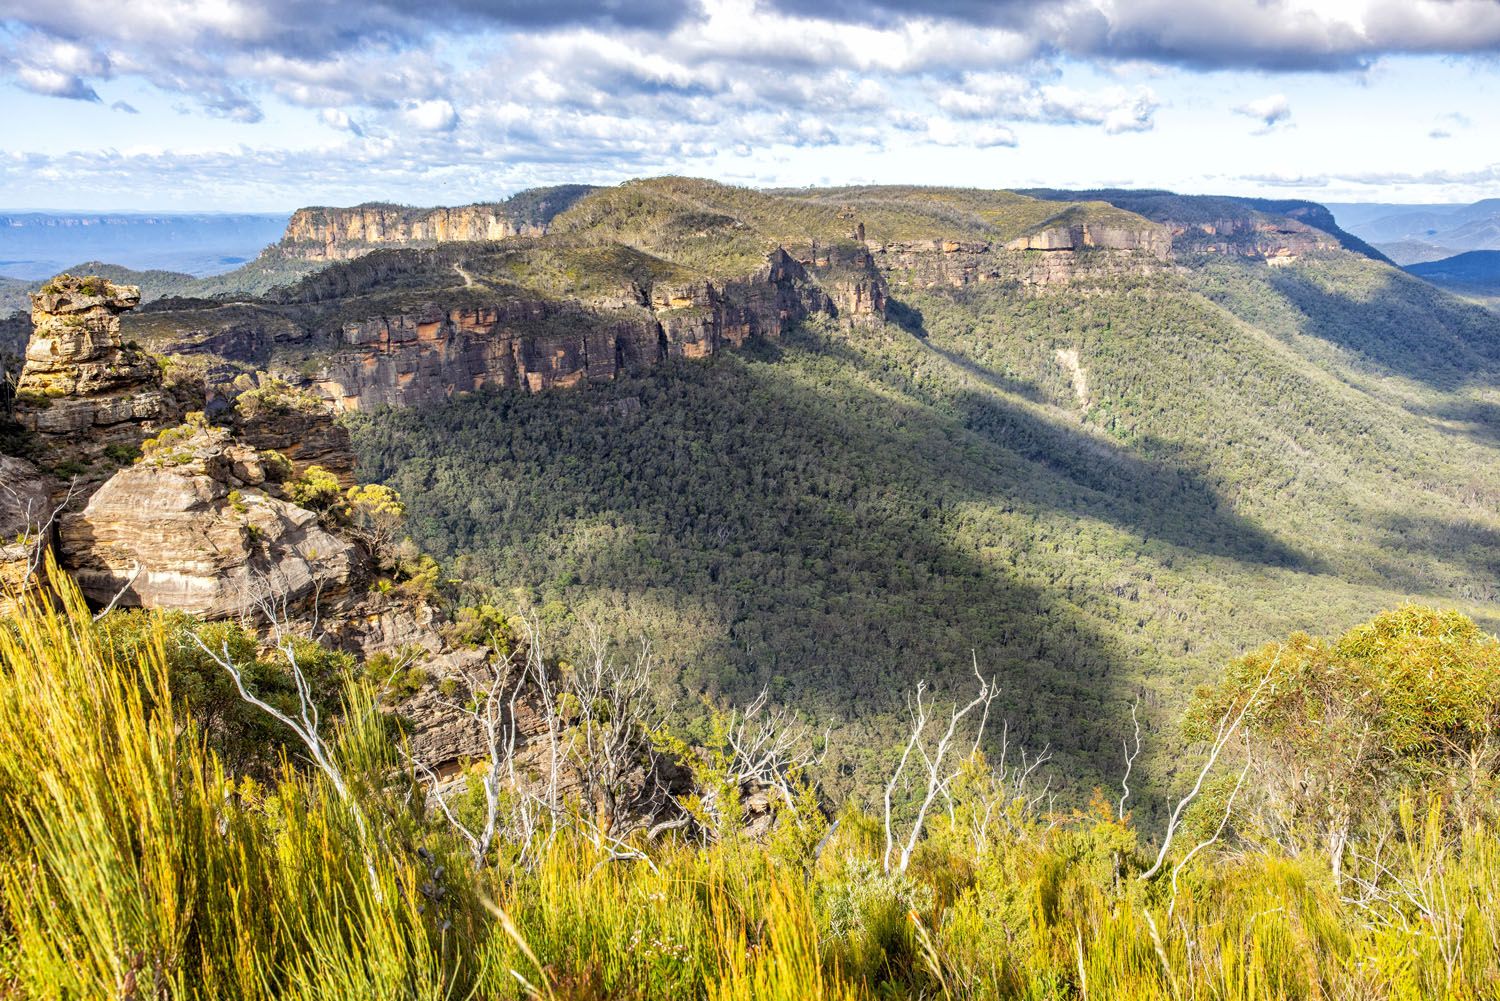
1003 223 1172 255
280 204 547 262
297 248 847 411
14 275 171 453
872 237 1167 290
1165 215 1342 260
228 379 358 484
801 242 885 321
57 423 357 618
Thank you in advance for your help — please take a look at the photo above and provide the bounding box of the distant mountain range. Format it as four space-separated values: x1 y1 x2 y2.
0 212 289 281
1328 200 1500 307
1328 199 1500 264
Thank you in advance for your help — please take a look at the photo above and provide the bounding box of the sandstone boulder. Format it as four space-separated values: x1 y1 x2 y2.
57 424 357 618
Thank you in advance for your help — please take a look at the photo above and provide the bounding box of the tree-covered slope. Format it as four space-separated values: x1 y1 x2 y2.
347 244 1500 803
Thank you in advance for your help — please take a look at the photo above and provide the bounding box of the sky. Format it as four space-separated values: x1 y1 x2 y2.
3 0 1500 211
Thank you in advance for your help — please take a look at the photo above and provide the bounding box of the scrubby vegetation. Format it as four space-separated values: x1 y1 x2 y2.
3 568 1499 999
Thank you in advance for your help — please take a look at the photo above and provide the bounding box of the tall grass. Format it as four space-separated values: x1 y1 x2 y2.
3 575 1498 999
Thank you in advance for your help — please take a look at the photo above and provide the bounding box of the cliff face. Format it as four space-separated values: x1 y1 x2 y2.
280 205 546 262
14 276 172 452
276 187 596 264
1167 215 1343 260
872 224 1170 291
295 247 849 411
1003 222 1172 255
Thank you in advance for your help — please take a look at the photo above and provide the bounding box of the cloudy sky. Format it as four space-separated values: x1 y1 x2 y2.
3 0 1500 210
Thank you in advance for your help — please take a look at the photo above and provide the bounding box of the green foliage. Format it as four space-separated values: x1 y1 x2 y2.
103 441 141 466
344 481 408 566
232 376 327 419
138 412 211 466
285 462 343 510
365 645 430 702
94 607 348 775
1193 605 1500 865
6 586 1500 999
349 260 1500 808
260 448 293 481
442 602 517 653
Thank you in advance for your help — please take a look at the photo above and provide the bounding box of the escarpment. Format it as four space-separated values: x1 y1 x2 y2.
282 204 545 262
278 186 596 262
1165 214 1344 261
871 221 1171 290
293 246 854 411
107 179 1392 421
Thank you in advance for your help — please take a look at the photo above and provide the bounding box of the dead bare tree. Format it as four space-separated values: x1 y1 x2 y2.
1168 733 1253 917
192 558 368 847
678 684 828 840
1 474 78 593
883 661 997 874
568 628 660 839
407 645 524 870
953 718 1053 857
1139 662 1273 881
1119 698 1142 822
722 687 827 812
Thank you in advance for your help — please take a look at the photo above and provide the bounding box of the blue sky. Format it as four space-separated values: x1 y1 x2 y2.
3 0 1500 210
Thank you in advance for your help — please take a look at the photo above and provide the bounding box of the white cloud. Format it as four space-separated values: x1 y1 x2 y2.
402 98 458 132
319 108 363 135
14 64 100 101
1233 93 1292 133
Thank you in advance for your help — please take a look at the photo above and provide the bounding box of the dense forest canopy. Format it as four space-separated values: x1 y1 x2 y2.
347 248 1500 806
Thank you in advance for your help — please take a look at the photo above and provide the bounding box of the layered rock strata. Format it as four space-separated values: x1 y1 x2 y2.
281 204 547 262
1165 215 1343 259
57 424 357 618
14 275 170 450
299 248 850 411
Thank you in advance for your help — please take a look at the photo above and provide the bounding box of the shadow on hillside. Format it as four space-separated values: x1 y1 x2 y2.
922 340 1052 405
884 297 928 339
1412 398 1500 449
1263 266 1500 389
812 332 1313 571
1373 511 1500 605
353 333 1323 823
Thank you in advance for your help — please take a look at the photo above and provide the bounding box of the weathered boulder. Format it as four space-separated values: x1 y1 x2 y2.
228 378 358 484
57 424 357 618
14 274 171 454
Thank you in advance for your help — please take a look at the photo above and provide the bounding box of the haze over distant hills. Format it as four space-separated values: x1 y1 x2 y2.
0 212 289 281
1328 200 1500 307
1329 200 1500 264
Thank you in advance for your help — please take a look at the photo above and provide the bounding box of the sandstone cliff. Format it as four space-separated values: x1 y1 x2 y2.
871 231 1169 291
1166 215 1343 260
294 247 848 411
278 187 595 263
